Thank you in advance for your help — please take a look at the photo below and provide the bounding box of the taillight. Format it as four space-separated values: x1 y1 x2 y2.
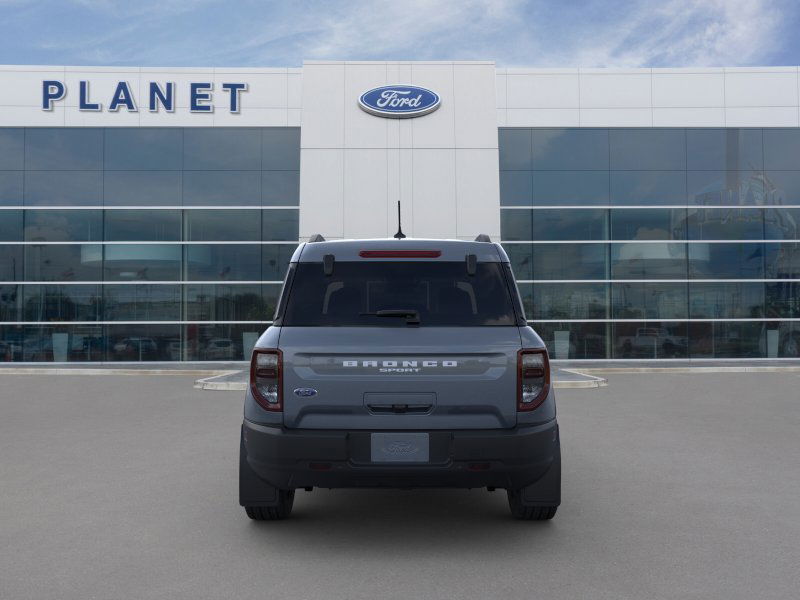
250 349 282 411
517 349 550 411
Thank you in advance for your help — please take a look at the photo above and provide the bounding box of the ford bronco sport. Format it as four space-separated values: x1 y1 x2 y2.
240 236 561 520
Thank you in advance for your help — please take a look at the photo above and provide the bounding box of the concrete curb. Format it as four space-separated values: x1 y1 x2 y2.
577 366 800 374
0 368 233 377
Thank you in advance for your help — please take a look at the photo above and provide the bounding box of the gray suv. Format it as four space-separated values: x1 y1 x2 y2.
240 237 561 520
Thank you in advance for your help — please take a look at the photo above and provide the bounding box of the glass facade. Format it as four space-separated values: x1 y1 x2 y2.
0 127 299 362
501 128 800 359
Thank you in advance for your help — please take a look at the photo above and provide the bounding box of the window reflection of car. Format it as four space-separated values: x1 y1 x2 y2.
112 337 159 358
0 341 19 361
618 327 687 358
166 339 182 361
204 337 235 360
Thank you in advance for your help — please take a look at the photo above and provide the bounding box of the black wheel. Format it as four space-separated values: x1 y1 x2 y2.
244 489 295 521
507 489 558 520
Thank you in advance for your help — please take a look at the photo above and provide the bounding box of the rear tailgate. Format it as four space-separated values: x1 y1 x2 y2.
279 327 521 430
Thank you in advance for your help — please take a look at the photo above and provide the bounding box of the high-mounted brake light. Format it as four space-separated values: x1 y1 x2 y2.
250 349 283 411
517 348 550 411
358 250 441 258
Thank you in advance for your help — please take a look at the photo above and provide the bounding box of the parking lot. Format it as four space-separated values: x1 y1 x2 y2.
1 371 799 599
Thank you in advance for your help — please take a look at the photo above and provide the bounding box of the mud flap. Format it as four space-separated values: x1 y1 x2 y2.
520 443 561 507
239 427 280 507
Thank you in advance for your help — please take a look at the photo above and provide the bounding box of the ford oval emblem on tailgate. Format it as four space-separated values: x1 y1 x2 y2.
293 388 318 397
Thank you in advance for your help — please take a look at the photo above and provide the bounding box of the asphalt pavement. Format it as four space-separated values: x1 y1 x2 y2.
1 372 799 599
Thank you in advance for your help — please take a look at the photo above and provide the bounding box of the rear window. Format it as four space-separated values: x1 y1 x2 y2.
281 261 518 327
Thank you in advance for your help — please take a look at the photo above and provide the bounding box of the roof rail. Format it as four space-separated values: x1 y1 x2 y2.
474 234 492 242
308 234 326 243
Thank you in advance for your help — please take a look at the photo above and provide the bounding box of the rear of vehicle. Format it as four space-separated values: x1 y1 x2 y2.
240 239 560 520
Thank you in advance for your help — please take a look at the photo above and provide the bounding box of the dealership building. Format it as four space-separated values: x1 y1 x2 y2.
0 61 799 362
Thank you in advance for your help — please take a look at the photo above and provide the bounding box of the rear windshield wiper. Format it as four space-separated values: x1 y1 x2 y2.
360 309 420 325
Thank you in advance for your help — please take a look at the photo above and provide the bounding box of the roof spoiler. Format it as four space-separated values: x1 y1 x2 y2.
308 234 326 243
474 234 492 242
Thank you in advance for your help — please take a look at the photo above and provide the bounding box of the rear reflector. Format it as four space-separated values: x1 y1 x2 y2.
359 250 441 258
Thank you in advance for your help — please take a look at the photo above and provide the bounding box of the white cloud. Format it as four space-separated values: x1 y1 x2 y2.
2 0 793 67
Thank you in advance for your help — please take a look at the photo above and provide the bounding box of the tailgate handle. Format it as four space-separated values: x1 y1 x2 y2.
367 403 432 415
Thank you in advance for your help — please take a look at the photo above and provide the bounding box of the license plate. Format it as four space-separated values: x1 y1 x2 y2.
370 433 430 463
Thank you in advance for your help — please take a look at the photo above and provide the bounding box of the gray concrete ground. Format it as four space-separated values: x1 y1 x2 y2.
1 373 799 600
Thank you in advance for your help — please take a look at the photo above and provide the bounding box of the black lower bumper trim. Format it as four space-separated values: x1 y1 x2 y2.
241 419 560 491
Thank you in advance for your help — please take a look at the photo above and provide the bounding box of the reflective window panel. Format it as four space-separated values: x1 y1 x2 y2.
0 129 24 170
499 172 533 206
688 243 765 279
104 171 182 206
532 171 610 206
25 128 103 171
22 285 101 321
532 321 608 359
612 321 689 359
611 208 687 240
531 243 609 280
184 323 267 361
104 128 183 171
185 245 262 281
611 282 688 320
0 209 23 241
499 129 532 170
763 129 800 170
24 244 102 281
104 209 181 241
687 207 764 240
610 129 685 170
688 282 765 319
0 170 23 206
106 324 182 361
763 208 800 240
183 128 261 170
765 171 800 205
21 324 104 362
103 245 181 281
520 282 608 320
24 171 103 206
103 285 181 320
184 209 261 241
686 129 763 171
24 209 102 242
687 170 771 205
610 171 687 205
0 246 23 281
611 243 687 279
502 209 607 242
533 129 609 170
262 244 297 281
185 284 277 321
765 282 800 318
262 209 299 241
182 171 261 206
765 242 800 279
688 321 766 358
770 322 800 357
0 285 20 321
262 171 300 206
262 128 301 170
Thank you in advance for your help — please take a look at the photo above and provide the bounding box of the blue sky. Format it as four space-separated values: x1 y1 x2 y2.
1 0 799 68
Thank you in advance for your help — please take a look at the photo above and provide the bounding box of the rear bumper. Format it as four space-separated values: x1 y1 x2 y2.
241 418 560 492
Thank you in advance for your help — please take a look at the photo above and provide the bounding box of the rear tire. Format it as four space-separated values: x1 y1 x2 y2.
244 489 295 521
507 489 558 520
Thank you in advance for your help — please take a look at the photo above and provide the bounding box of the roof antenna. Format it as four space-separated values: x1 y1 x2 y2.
393 201 406 239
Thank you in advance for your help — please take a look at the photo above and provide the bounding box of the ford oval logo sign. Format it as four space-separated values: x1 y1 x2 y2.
293 388 318 397
358 85 440 118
